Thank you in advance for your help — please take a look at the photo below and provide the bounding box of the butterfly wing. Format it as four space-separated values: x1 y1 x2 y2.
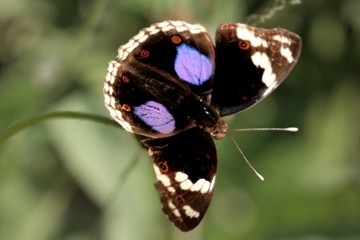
104 21 218 138
117 21 216 98
211 23 302 116
142 127 217 231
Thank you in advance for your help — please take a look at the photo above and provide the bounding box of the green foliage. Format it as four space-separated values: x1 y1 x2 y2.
1 0 359 239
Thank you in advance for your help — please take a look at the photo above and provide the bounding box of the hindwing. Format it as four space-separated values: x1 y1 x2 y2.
143 127 217 231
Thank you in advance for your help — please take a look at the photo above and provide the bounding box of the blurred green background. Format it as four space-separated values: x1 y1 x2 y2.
1 0 359 239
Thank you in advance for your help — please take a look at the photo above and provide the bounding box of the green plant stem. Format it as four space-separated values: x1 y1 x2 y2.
246 0 301 25
0 111 120 143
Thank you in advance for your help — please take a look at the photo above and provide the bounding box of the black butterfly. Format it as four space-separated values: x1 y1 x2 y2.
103 20 301 231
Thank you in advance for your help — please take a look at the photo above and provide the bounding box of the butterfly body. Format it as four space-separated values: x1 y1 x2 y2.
104 20 301 231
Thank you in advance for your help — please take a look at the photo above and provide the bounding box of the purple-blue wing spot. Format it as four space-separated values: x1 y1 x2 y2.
134 101 176 134
174 44 213 86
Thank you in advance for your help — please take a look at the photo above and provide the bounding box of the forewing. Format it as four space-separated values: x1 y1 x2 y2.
120 21 216 98
104 21 218 138
211 22 302 116
142 127 217 231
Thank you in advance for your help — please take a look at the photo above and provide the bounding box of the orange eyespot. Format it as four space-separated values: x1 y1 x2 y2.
121 103 131 112
158 161 169 173
171 35 182 44
177 195 185 205
239 40 250 50
121 75 129 83
140 49 150 58
271 44 280 52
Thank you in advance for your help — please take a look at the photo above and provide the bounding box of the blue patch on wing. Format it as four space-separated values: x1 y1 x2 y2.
134 101 176 134
174 44 213 86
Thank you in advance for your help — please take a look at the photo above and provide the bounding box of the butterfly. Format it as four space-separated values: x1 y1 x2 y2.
103 20 301 231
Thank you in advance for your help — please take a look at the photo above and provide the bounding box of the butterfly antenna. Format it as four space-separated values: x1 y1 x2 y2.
230 127 298 132
227 132 265 181
227 126 298 181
